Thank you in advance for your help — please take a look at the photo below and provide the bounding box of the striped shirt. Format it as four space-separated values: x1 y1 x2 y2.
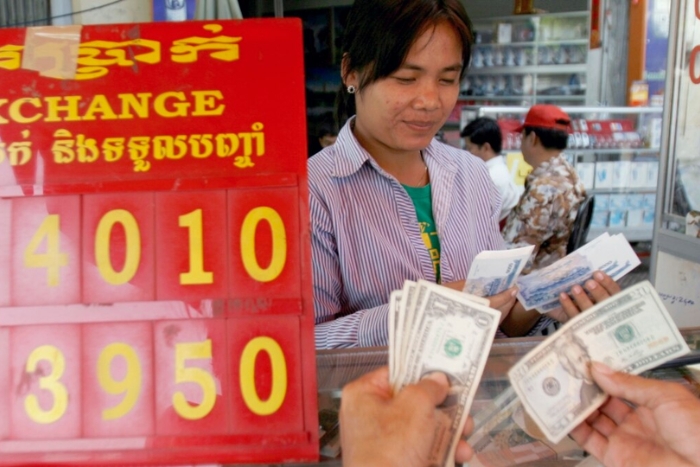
309 119 505 349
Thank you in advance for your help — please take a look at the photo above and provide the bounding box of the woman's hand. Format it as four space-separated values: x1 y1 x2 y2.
552 271 621 323
486 286 518 324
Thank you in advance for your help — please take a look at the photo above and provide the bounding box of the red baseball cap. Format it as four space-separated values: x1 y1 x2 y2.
515 104 571 132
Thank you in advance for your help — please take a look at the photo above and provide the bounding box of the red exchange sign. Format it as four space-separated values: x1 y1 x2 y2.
0 18 318 465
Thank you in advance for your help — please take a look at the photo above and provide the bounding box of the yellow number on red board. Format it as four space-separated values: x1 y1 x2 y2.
23 204 289 287
24 345 68 424
24 214 68 287
98 343 142 420
95 209 141 285
240 207 286 283
172 339 216 420
179 208 214 285
240 337 287 416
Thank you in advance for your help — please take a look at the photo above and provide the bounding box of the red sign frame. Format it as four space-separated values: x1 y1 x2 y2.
0 18 318 465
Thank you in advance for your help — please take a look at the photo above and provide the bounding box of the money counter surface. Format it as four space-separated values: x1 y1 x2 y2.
313 327 700 467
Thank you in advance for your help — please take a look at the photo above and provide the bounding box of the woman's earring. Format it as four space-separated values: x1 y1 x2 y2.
347 85 356 94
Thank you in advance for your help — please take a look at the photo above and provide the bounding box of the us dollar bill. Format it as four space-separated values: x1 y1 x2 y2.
516 233 640 312
508 281 690 443
464 245 534 297
388 289 403 387
395 281 418 388
397 281 500 467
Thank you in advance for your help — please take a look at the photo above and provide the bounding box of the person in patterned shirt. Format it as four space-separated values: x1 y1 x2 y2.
502 104 586 274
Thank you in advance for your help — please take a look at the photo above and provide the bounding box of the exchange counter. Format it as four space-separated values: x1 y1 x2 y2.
307 327 700 467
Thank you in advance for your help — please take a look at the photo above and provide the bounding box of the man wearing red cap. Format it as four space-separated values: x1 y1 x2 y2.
502 104 586 274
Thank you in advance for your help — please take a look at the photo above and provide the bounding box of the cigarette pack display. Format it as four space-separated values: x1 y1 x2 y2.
609 210 627 227
629 162 648 189
576 162 595 190
626 209 644 227
643 193 657 211
595 162 614 189
590 210 609 228
609 194 627 210
645 161 660 189
593 194 611 211
612 160 631 188
626 194 645 210
642 209 656 226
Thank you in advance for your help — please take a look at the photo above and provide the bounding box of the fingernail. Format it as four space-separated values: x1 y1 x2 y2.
591 362 613 375
559 292 569 301
586 280 598 290
594 272 604 281
511 288 518 297
572 285 583 295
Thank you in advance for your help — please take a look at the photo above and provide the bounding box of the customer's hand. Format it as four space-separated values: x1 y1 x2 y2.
340 366 474 467
548 271 621 323
570 362 700 467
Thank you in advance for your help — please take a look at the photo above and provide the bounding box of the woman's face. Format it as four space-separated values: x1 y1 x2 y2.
348 21 463 158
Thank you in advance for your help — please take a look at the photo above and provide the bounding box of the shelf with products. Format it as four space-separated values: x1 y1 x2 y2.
468 65 588 76
464 11 590 105
461 106 664 243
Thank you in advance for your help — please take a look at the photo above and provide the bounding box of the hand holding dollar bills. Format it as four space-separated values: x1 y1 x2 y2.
508 281 689 444
388 280 500 467
516 233 640 313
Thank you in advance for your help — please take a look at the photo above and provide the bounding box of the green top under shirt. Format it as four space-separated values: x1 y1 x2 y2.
403 183 441 283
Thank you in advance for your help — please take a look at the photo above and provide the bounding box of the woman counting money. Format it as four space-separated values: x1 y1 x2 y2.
308 0 619 349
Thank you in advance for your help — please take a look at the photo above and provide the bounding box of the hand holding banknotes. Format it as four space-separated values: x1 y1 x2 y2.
554 271 621 322
508 281 690 444
340 366 475 467
570 363 700 467
500 271 620 336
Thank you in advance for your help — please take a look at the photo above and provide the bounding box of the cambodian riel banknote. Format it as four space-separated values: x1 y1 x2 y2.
508 281 690 444
516 233 640 312
464 245 535 297
394 280 499 467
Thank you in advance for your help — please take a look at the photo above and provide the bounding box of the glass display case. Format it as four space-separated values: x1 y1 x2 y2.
460 106 663 243
312 328 700 467
650 0 700 329
463 12 591 106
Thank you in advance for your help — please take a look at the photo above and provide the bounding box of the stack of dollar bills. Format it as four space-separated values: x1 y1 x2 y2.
389 280 501 467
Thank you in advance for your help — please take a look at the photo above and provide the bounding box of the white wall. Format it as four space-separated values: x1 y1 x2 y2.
71 0 151 24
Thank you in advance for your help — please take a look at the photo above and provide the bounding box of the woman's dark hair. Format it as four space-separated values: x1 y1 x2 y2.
335 0 473 127
524 126 569 151
460 117 503 154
